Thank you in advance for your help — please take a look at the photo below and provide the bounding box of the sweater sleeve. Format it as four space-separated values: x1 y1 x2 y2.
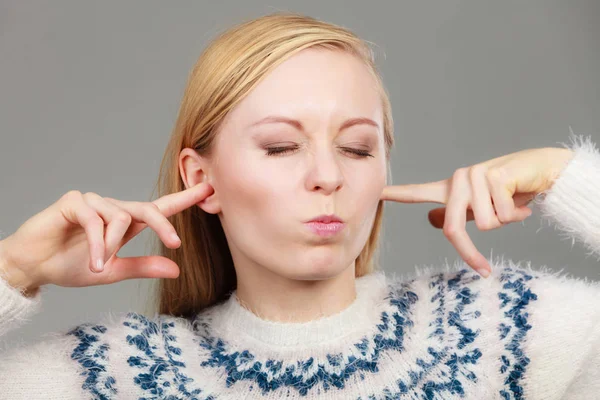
533 131 600 258
0 271 88 398
0 264 43 337
526 132 600 399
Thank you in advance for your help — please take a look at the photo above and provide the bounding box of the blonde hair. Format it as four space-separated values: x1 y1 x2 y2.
146 12 394 319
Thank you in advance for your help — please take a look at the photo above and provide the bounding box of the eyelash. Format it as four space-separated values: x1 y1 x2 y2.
266 146 374 158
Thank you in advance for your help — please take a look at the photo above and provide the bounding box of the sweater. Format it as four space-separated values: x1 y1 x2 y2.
0 133 599 400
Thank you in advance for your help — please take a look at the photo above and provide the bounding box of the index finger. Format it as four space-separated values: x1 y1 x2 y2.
380 179 449 204
153 182 215 218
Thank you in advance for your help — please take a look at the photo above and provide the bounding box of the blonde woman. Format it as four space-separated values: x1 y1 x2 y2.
1 12 599 399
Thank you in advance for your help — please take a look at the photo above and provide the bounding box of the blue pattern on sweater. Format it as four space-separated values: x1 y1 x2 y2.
497 268 539 400
65 267 540 399
193 280 417 397
67 324 118 400
123 312 214 400
357 268 483 399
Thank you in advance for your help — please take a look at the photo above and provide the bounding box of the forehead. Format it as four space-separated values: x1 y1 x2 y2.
225 48 383 129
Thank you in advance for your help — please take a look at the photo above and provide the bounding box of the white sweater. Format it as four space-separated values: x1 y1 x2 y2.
1 133 599 400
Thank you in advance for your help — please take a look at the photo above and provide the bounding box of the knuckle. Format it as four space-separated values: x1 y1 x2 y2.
63 190 82 201
475 219 492 231
486 168 505 184
453 168 467 179
143 203 160 216
147 202 160 212
443 224 457 237
116 212 132 225
496 212 512 224
82 192 101 202
469 164 486 180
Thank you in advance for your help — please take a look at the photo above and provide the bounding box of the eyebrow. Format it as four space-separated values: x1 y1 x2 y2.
248 115 380 132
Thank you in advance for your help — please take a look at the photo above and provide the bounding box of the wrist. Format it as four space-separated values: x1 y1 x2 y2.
0 238 40 298
544 148 575 191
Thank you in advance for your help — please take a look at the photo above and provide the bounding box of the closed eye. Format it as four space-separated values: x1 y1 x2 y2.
265 146 374 158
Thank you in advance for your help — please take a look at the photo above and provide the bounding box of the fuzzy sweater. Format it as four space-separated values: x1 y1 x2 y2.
1 133 600 400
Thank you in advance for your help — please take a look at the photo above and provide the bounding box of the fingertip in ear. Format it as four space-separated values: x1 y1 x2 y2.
196 194 221 215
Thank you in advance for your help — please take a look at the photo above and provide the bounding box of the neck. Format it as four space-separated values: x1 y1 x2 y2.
233 260 357 323
202 269 388 349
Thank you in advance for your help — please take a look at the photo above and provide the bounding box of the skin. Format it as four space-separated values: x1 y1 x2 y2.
179 48 388 322
179 48 575 322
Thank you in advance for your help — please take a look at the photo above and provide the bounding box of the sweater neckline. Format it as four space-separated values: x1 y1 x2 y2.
203 271 389 348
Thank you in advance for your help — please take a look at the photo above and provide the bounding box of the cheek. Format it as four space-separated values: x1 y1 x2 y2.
215 154 292 226
344 163 386 241
346 162 386 206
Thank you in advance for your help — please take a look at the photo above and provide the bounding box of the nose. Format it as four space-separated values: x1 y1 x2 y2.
305 146 344 195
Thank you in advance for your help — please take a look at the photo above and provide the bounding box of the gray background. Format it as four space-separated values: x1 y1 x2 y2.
1 1 598 348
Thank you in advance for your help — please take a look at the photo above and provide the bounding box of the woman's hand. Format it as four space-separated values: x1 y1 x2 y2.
380 147 574 277
0 183 214 295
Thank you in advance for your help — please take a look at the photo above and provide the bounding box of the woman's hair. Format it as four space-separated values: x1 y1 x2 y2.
146 12 395 319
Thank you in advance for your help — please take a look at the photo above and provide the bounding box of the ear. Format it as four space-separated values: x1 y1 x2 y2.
179 148 221 214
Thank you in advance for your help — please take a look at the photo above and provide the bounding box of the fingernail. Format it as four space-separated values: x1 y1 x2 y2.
96 259 104 272
171 233 181 243
477 267 490 278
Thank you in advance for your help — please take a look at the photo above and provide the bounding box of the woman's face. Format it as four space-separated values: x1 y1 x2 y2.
201 48 387 281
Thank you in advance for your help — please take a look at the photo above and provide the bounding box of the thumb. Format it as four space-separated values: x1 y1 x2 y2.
427 204 533 229
428 207 476 229
109 256 180 282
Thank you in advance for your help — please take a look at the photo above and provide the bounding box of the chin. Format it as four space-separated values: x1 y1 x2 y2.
282 247 353 281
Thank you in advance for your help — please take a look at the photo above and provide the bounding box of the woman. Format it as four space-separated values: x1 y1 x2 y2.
0 12 598 399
